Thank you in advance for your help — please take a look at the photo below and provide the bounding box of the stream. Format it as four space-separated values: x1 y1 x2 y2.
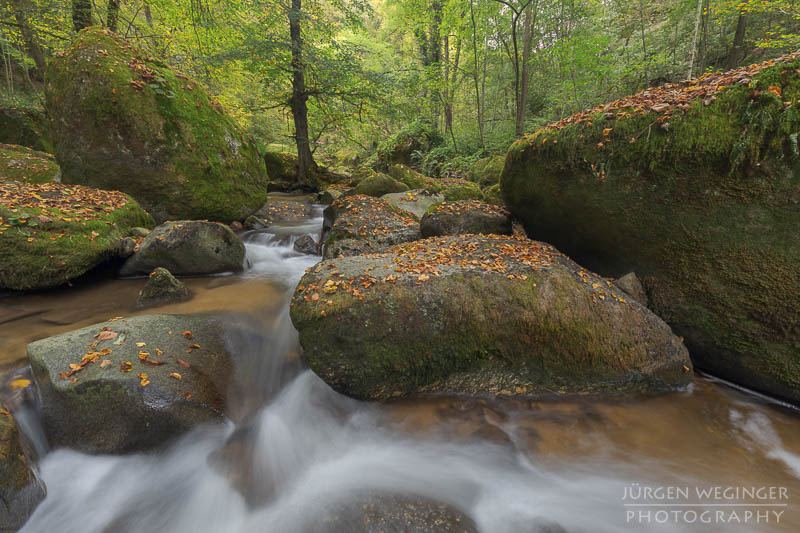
2 199 799 532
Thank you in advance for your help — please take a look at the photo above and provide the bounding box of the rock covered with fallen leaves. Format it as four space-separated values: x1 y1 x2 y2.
136 267 191 308
290 234 691 400
420 200 512 238
0 180 154 290
501 53 800 404
120 220 245 276
0 407 46 530
323 194 420 259
27 314 235 453
45 27 267 223
0 144 61 184
381 189 444 219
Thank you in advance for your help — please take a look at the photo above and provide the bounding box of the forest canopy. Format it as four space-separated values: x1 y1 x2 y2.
3 0 800 176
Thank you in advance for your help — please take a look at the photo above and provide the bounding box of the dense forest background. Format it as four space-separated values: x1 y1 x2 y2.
3 0 800 175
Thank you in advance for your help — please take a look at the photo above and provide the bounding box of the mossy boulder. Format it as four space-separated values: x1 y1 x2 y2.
420 200 512 238
351 173 408 197
120 220 245 276
0 103 50 152
264 150 299 191
469 155 505 186
322 195 420 259
136 267 191 308
501 55 800 403
378 121 443 167
381 189 444 219
0 408 46 530
0 144 60 184
0 181 154 291
318 188 344 205
483 183 504 206
291 234 691 400
388 165 482 200
27 314 235 453
46 27 267 223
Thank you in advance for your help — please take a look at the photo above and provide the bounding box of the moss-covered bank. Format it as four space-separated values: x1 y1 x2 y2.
501 55 800 403
46 27 267 223
0 143 61 183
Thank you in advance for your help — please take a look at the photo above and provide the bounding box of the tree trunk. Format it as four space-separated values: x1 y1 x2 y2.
72 0 93 32
687 0 702 79
727 12 747 69
144 3 154 27
516 2 534 137
107 0 120 32
9 0 45 79
288 0 317 188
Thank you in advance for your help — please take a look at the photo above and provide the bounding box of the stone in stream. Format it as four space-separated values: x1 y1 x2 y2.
0 407 46 530
381 189 444 219
322 195 420 259
420 200 512 238
500 54 800 403
0 181 155 291
350 173 409 197
136 268 191 309
120 220 245 276
318 188 344 205
46 28 267 223
243 214 268 231
291 234 692 400
294 235 320 255
27 314 236 453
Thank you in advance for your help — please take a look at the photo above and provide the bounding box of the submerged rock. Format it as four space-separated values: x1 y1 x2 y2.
120 221 245 276
381 189 444 219
351 173 408 197
0 181 154 291
27 314 235 453
291 234 692 400
0 408 46 530
501 54 800 403
0 144 60 184
46 27 267 223
322 195 420 259
420 200 512 238
136 267 191 308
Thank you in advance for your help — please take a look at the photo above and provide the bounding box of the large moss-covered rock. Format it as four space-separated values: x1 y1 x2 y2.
501 55 800 403
351 173 408 197
0 143 60 184
291 234 691 400
469 155 504 186
46 27 267 223
377 121 443 167
322 195 420 259
388 165 482 201
27 314 235 453
0 408 46 530
420 200 512 238
0 103 49 152
0 181 154 290
120 220 245 276
264 150 299 191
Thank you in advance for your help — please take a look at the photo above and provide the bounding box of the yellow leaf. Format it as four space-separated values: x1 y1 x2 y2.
9 379 31 389
169 373 182 380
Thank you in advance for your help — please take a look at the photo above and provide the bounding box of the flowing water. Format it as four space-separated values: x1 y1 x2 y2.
2 199 799 532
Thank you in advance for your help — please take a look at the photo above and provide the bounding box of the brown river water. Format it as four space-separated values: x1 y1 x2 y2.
1 203 799 532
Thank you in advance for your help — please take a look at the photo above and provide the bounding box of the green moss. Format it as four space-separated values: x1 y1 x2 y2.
0 193 153 290
351 173 408 197
0 103 51 152
0 144 60 184
469 156 505 186
46 27 267 223
377 121 443 168
501 58 800 403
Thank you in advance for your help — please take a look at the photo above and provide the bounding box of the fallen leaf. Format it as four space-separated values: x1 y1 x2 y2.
96 330 117 341
100 359 112 368
135 342 146 347
177 359 190 369
9 379 31 389
169 372 182 380
181 330 193 339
